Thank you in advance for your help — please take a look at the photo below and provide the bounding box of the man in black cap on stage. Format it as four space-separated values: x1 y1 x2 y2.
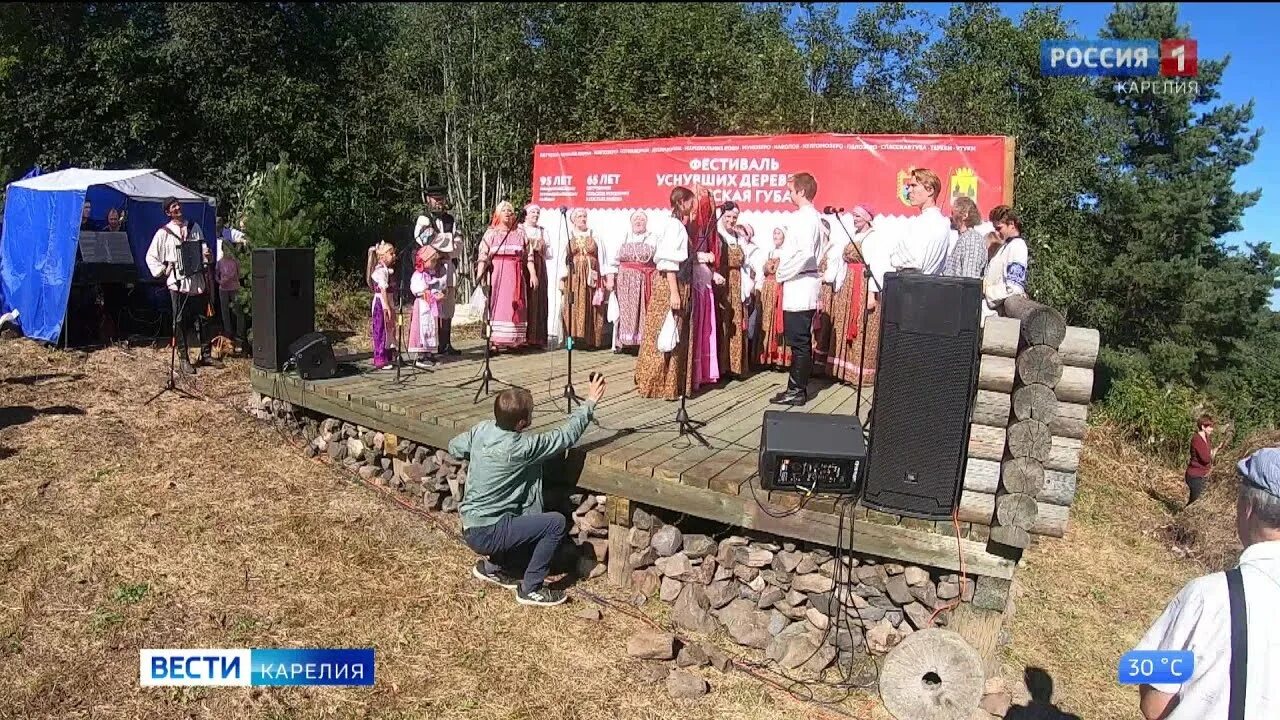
407 183 462 357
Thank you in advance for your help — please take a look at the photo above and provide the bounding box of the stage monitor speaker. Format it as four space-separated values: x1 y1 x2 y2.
759 411 867 494
863 272 982 520
288 331 337 380
252 248 315 372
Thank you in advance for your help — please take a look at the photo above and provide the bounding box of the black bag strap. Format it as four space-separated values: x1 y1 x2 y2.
1226 566 1247 720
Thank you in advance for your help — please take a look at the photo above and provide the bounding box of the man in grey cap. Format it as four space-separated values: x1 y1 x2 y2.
1132 447 1280 720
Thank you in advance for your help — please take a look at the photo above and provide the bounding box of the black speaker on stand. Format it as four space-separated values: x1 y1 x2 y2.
862 272 982 520
252 247 315 372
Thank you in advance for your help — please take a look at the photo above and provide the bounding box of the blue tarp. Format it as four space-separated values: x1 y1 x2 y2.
0 168 216 343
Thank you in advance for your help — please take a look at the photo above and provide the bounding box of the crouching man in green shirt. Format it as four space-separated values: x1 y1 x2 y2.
448 374 606 607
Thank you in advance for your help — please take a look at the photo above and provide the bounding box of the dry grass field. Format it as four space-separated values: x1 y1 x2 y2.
0 333 1252 719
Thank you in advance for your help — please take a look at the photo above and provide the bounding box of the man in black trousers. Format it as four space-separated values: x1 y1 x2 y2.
771 172 823 406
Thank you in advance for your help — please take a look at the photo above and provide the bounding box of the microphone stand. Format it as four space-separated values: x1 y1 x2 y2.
560 209 583 411
459 228 511 403
144 243 202 406
384 234 431 386
825 210 884 430
671 204 715 447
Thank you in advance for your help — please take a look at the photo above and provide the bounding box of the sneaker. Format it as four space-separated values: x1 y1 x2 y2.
179 359 196 375
472 560 519 590
516 584 568 607
414 358 436 370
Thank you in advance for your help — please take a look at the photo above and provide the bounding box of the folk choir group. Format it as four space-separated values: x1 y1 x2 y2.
366 169 1030 405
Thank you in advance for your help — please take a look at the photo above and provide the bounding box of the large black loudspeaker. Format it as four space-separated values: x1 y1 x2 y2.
252 248 315 371
863 272 982 520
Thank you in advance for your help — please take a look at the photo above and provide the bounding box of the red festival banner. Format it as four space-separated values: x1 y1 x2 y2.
532 133 1015 216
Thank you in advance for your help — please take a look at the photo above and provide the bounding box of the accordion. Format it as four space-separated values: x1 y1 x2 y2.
176 240 205 278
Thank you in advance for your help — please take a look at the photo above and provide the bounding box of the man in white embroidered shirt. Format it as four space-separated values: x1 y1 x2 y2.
146 197 217 374
888 167 951 275
1132 447 1280 720
771 172 823 406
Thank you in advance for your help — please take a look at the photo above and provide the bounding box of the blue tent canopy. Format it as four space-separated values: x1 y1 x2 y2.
0 168 216 342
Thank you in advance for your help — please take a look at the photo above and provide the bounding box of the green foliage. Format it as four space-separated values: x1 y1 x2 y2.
242 157 316 251
111 583 149 605
0 2 1276 450
1096 349 1200 462
234 157 324 324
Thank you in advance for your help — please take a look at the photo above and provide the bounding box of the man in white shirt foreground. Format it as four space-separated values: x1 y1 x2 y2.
1133 447 1280 720
771 172 823 406
888 167 951 276
146 197 218 373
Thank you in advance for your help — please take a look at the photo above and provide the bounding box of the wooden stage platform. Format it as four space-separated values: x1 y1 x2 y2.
250 342 1017 580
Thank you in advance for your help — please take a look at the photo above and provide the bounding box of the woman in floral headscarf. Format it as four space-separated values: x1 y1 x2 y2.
603 210 657 351
826 205 881 385
560 208 606 349
521 204 550 348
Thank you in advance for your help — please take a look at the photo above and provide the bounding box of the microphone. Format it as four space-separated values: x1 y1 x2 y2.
559 206 568 214
822 205 845 215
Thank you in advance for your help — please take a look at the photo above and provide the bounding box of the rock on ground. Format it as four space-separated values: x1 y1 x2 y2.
666 670 709 699
627 631 677 660
676 644 710 668
651 525 683 557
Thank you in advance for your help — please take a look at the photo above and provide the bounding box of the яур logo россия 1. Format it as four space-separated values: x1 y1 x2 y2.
1040 39 1197 78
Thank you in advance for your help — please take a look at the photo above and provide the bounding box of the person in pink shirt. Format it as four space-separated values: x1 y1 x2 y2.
215 242 241 347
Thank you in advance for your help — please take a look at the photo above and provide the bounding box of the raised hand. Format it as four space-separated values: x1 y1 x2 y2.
587 372 607 403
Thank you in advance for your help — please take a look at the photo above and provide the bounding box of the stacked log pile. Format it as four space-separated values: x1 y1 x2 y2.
958 316 1019 544
984 297 1099 549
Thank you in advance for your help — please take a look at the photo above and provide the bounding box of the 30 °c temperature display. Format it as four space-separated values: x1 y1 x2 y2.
1117 650 1194 685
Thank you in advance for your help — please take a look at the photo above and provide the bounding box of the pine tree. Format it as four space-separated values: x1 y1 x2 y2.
1093 3 1273 388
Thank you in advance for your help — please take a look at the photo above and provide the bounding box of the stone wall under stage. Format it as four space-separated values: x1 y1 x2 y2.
249 393 1017 682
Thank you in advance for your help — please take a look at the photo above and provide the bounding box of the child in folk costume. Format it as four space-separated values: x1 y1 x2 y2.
408 246 447 368
370 242 398 371
758 227 792 369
